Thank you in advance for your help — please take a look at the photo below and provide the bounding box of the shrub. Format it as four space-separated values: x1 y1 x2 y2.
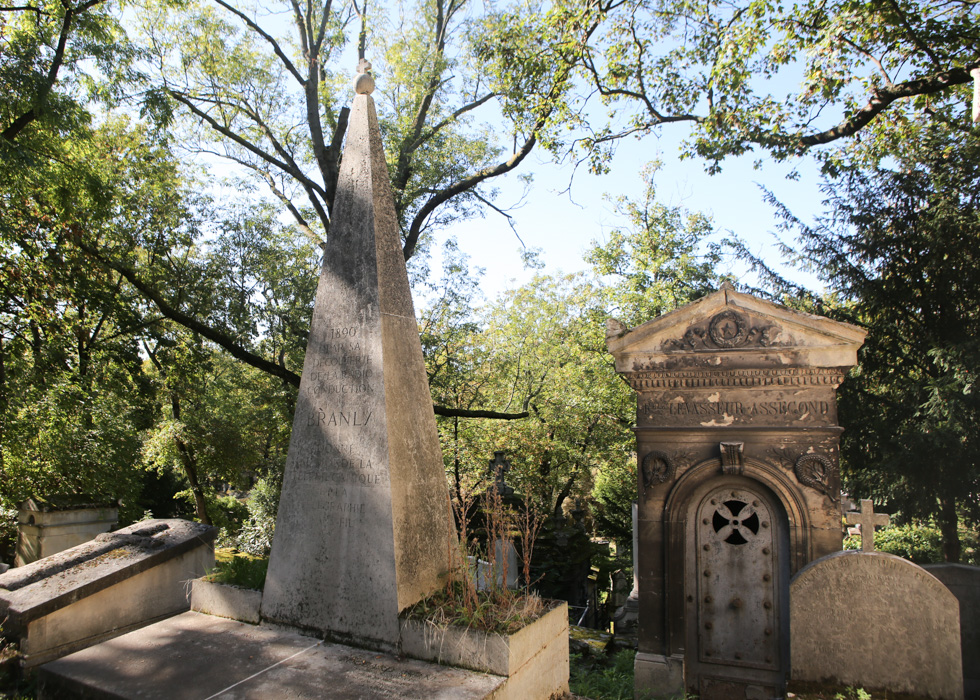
0 507 17 566
235 477 280 556
209 495 249 546
844 522 943 564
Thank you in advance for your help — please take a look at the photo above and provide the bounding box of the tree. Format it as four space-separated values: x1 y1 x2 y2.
752 118 980 562
134 0 581 252
557 0 979 172
0 0 132 144
422 169 720 559
586 162 721 326
141 330 294 525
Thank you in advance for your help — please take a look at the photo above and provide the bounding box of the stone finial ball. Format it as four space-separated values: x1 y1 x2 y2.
354 72 375 95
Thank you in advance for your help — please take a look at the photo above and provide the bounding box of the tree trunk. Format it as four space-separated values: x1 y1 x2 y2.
170 394 212 526
939 495 960 563
0 333 6 483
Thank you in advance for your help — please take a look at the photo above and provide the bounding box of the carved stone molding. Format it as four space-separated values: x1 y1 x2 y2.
720 442 744 475
769 447 837 496
625 367 845 390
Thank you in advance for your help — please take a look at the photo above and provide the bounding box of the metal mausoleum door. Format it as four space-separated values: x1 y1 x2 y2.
689 484 786 699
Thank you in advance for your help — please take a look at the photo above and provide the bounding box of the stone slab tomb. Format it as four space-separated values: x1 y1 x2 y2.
15 496 118 567
39 611 505 700
0 519 215 667
793 551 963 700
925 563 980 699
607 283 866 699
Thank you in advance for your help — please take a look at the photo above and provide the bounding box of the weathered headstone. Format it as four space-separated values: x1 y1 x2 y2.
844 498 890 552
0 519 215 666
792 551 963 699
606 282 866 699
259 62 454 651
15 496 118 567
924 563 980 700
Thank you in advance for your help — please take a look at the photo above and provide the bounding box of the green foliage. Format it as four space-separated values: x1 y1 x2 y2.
0 507 16 566
844 521 980 566
843 523 944 565
569 648 639 700
561 0 979 173
209 494 249 544
586 163 720 327
743 114 980 562
204 550 268 591
235 476 281 557
420 172 719 599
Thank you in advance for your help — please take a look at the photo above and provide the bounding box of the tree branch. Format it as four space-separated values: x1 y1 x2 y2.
433 405 529 419
402 132 539 260
75 238 301 387
168 89 332 227
212 0 305 86
798 61 980 148
2 0 104 142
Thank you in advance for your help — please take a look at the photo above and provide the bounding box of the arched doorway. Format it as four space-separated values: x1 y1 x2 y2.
684 478 790 699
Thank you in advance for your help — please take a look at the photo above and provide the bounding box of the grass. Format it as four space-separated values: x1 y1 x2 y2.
570 648 638 700
202 548 268 590
402 579 551 635
787 682 933 700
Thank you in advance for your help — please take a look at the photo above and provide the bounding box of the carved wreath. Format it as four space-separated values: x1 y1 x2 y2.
794 453 835 493
709 310 748 348
642 450 676 489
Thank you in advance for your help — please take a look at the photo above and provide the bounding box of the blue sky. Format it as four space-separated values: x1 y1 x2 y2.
430 121 828 301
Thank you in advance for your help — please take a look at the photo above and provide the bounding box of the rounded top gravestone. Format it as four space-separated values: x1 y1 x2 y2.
790 550 963 700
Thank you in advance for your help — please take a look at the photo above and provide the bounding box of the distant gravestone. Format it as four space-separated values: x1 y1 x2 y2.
791 551 963 700
844 499 890 552
924 564 980 700
15 496 118 567
260 62 454 651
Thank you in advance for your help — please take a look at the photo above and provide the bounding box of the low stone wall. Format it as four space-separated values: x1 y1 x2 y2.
190 579 262 624
400 600 569 700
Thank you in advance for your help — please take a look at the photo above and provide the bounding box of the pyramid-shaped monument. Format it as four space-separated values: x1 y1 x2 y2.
261 66 453 650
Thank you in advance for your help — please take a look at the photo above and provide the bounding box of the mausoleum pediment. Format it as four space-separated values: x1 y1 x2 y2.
606 281 866 372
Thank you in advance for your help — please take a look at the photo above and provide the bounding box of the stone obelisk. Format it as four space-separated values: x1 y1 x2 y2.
261 62 453 651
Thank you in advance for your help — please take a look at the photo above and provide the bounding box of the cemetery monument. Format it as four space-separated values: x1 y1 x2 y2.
34 62 567 700
607 283 866 699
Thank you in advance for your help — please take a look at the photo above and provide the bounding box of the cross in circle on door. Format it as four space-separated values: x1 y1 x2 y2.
845 499 890 552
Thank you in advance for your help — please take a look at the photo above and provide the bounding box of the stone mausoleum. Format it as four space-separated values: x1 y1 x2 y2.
606 282 866 699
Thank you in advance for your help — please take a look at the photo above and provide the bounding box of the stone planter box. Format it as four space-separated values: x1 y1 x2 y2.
400 600 569 700
189 579 262 624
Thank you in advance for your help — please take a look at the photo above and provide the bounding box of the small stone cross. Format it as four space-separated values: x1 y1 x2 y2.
489 451 514 497
845 499 890 552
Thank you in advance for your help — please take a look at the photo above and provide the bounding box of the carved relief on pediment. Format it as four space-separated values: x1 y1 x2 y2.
662 310 784 352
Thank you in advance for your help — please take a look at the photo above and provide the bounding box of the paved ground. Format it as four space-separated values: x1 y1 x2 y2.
39 612 505 699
